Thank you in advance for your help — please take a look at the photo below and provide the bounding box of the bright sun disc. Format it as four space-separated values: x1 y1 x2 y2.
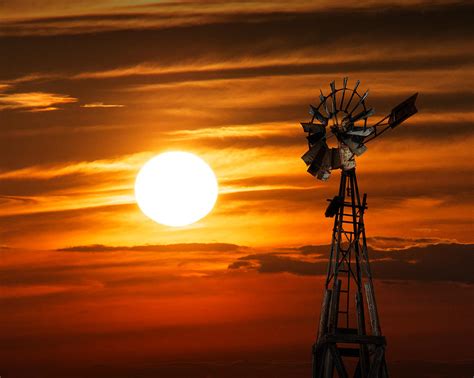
135 151 218 227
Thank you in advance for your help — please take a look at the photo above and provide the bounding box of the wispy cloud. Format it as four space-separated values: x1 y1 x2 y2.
0 152 146 180
0 91 77 111
0 1 466 36
81 102 124 108
0 84 12 92
57 242 245 252
2 2 472 83
26 106 60 112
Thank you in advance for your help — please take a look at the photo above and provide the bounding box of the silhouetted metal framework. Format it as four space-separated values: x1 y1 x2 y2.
312 168 388 378
299 78 418 378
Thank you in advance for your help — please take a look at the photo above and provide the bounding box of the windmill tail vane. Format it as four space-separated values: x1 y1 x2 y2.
300 77 418 181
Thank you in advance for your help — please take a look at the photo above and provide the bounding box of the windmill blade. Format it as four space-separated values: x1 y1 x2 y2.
350 107 375 123
309 105 329 125
320 90 331 116
346 127 374 137
306 123 326 144
330 81 337 114
342 137 367 156
307 133 326 145
301 140 325 166
353 80 360 92
329 80 339 125
340 77 348 109
389 93 418 128
316 149 332 181
348 90 369 115
317 168 331 181
301 122 326 133
307 145 329 176
344 79 360 112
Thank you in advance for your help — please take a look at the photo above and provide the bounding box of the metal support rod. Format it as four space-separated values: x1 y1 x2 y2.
318 289 332 340
328 279 342 333
356 292 369 376
323 349 334 378
365 282 382 337
364 123 391 144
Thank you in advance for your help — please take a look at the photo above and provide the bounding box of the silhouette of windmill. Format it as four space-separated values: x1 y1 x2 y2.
299 78 418 378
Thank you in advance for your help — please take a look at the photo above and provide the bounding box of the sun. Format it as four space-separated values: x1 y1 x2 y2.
134 151 218 227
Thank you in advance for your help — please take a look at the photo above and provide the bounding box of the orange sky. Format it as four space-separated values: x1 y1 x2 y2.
0 1 473 377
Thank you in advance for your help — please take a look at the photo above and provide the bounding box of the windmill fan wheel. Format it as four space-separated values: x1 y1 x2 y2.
300 78 376 181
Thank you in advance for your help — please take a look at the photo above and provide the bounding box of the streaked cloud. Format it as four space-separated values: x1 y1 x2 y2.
0 84 12 91
1 2 472 82
57 242 244 252
0 91 77 111
365 236 458 250
0 0 467 36
80 102 124 108
229 242 474 283
0 152 145 180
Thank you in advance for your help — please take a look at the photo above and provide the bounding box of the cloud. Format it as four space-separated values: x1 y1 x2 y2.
229 243 474 283
166 117 473 151
0 91 77 111
0 242 248 294
57 242 245 252
1 2 472 80
0 152 146 180
80 102 124 108
0 1 472 251
1 1 472 37
0 241 472 377
70 51 474 83
0 255 159 289
227 260 255 270
230 253 325 276
297 237 462 253
26 106 60 112
0 84 12 91
365 236 458 250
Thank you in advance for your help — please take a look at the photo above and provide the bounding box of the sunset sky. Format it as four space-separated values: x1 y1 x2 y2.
1 1 473 377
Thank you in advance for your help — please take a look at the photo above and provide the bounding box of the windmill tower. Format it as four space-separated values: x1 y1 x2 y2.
299 78 418 378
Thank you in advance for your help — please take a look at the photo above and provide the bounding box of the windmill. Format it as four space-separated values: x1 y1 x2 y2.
300 78 418 378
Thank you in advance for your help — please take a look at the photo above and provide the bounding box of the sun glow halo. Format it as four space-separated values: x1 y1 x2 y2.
134 152 218 227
